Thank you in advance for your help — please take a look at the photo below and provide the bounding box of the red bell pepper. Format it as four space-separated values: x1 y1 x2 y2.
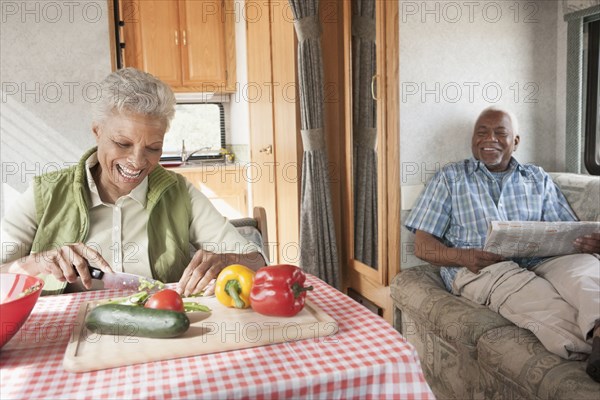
250 264 313 317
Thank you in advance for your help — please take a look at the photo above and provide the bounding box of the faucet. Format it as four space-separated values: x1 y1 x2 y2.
180 140 213 164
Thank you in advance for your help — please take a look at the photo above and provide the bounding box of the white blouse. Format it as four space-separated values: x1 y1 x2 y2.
1 153 259 277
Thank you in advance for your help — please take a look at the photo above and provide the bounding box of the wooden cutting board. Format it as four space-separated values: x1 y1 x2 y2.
63 297 338 372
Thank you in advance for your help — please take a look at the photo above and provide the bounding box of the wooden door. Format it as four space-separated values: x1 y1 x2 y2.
137 0 182 86
179 0 227 89
340 0 400 323
246 1 301 264
246 0 279 262
270 1 302 267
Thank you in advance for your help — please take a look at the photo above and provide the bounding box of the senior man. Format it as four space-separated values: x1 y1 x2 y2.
405 106 600 382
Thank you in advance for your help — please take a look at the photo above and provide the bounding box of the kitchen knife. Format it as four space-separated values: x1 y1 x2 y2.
85 265 164 293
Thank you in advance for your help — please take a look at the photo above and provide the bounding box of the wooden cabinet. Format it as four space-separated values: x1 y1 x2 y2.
340 0 400 323
171 164 248 219
121 0 236 92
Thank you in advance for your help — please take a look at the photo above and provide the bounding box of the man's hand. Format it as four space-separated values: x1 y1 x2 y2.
574 232 600 254
10 243 112 289
456 248 505 274
177 250 266 297
414 230 504 274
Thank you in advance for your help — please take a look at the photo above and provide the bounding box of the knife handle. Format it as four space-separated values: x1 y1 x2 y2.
75 265 105 279
88 266 105 279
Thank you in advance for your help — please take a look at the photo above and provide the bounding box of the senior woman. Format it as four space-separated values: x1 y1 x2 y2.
0 68 265 296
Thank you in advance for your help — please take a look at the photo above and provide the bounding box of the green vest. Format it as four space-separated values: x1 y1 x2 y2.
32 148 192 295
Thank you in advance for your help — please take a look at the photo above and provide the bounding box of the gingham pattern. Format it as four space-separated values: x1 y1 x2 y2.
0 276 434 400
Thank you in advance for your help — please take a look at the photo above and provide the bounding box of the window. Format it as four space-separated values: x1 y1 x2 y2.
161 102 226 163
584 18 600 175
565 7 599 174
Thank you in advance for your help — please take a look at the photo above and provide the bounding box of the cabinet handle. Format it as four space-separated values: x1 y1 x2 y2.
371 74 378 101
175 30 179 45
183 30 187 46
259 145 273 155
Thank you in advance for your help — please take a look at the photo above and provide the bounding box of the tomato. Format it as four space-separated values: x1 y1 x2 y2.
144 289 185 313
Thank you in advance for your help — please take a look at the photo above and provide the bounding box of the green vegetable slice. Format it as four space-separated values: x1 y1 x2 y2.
137 278 165 292
183 302 212 312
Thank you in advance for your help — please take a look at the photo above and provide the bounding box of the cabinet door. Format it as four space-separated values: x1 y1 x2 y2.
173 166 248 220
137 0 182 86
342 0 399 322
179 0 227 89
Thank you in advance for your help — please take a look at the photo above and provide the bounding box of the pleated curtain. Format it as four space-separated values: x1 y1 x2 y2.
351 0 378 268
288 0 340 288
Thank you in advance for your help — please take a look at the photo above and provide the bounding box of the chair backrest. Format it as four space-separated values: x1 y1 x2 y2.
230 206 270 263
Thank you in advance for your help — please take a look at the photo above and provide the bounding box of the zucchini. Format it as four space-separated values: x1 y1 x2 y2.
85 304 190 338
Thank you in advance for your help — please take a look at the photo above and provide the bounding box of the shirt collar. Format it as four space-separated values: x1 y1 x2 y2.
467 157 528 178
84 152 148 208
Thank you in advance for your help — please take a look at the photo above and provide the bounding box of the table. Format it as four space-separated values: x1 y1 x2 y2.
0 275 435 399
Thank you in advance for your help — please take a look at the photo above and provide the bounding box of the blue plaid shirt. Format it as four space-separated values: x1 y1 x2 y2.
405 157 578 291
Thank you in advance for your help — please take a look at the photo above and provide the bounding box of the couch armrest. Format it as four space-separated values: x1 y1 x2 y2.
390 265 512 347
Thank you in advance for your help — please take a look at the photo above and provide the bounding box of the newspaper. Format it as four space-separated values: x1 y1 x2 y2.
483 221 600 258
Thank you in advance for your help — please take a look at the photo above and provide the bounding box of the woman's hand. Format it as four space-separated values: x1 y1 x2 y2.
177 250 229 297
11 243 112 289
177 250 266 297
574 232 600 254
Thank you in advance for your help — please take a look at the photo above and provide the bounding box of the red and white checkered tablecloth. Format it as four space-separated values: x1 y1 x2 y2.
0 275 435 399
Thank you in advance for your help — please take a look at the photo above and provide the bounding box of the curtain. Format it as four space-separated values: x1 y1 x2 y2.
351 0 378 268
288 0 340 288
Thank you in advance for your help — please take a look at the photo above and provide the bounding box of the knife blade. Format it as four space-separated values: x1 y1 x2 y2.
85 266 164 293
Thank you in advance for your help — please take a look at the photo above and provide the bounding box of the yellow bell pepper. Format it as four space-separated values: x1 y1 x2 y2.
215 264 255 309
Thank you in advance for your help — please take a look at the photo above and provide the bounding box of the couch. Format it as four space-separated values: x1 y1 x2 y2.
390 173 600 399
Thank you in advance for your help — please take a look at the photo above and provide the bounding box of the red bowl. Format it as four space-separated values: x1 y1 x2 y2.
0 273 44 349
160 162 183 168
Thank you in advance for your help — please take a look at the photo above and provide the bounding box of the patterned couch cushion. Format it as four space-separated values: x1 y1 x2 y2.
549 172 600 221
390 265 512 348
477 326 600 399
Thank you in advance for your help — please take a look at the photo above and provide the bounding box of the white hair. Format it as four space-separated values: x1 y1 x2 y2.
477 106 519 136
92 68 176 129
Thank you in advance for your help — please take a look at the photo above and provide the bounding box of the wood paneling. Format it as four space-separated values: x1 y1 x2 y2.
107 0 117 71
385 1 401 281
